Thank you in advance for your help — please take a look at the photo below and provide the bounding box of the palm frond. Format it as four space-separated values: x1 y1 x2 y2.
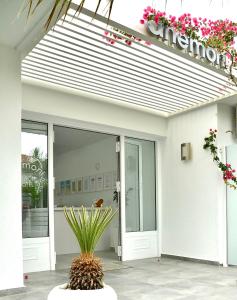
24 0 115 31
64 206 118 254
32 0 44 14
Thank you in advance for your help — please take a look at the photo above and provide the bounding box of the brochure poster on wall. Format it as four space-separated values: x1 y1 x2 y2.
104 172 112 190
89 175 96 192
71 180 77 193
83 176 90 192
65 180 71 194
60 181 65 194
96 174 104 191
77 177 82 192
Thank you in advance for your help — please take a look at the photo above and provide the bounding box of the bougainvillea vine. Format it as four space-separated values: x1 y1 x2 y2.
103 6 237 85
203 129 237 189
103 28 151 46
140 6 237 85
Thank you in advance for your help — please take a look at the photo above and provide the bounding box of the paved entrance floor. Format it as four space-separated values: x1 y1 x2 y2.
1 256 237 300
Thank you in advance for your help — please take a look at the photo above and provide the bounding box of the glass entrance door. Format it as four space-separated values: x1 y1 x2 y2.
22 120 51 273
22 120 48 238
121 137 158 261
125 141 141 232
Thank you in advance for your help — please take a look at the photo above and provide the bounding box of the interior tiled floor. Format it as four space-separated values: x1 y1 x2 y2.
1 251 237 300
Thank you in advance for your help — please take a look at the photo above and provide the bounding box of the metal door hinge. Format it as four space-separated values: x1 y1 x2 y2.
117 245 122 257
52 130 55 143
116 181 121 193
116 141 120 153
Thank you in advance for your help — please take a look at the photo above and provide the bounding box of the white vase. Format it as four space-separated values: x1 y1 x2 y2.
48 283 118 300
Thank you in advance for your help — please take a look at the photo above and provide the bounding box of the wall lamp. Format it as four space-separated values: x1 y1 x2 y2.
181 143 191 161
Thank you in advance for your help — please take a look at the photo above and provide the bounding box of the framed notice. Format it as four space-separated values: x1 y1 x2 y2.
83 176 90 193
96 174 104 191
60 181 66 194
71 180 77 193
77 177 83 193
89 175 96 192
65 180 71 194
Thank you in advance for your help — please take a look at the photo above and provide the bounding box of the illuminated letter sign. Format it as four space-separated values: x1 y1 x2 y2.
147 20 226 68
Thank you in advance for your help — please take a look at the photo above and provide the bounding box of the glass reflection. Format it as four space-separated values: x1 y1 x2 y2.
21 120 48 238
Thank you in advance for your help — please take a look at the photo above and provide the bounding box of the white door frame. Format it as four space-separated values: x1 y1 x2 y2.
48 123 56 270
125 138 144 231
216 146 228 267
156 140 162 259
120 136 160 261
22 111 162 269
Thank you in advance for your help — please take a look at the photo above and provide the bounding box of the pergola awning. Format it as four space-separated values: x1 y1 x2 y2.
21 6 237 117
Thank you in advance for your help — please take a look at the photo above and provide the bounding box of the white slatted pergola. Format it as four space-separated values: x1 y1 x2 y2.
21 6 237 117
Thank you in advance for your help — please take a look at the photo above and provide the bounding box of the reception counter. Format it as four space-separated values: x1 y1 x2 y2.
54 207 112 255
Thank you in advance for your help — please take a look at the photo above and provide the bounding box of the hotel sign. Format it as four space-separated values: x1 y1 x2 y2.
147 20 227 68
22 157 46 193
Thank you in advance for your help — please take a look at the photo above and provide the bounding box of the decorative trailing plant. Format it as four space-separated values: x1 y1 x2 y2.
104 28 151 46
140 6 237 86
203 129 237 189
64 206 117 290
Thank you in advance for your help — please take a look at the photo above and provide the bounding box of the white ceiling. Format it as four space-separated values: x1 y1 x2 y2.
54 126 115 155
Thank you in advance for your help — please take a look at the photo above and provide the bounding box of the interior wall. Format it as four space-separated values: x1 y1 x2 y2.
0 45 23 290
54 136 117 207
54 134 117 255
162 104 220 262
22 83 167 138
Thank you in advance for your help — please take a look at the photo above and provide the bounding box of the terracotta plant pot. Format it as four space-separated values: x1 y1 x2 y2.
48 283 118 300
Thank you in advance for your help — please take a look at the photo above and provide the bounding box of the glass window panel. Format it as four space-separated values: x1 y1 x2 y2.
125 138 156 232
21 120 48 238
141 140 156 231
125 142 140 232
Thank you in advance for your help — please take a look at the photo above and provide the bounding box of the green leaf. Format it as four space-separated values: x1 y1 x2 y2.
64 205 118 254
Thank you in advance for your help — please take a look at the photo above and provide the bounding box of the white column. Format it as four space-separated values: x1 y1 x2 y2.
0 44 23 290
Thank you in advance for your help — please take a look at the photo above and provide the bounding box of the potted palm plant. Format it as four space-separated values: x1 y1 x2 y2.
48 206 118 300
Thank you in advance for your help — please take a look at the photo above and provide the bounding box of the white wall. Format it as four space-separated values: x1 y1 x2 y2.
22 83 167 138
54 136 117 207
0 45 23 290
162 104 220 262
21 78 236 264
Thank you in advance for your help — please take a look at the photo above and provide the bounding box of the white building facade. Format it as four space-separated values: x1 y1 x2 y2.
1 0 237 292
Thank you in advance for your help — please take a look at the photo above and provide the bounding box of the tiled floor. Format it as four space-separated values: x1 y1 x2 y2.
1 252 237 300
